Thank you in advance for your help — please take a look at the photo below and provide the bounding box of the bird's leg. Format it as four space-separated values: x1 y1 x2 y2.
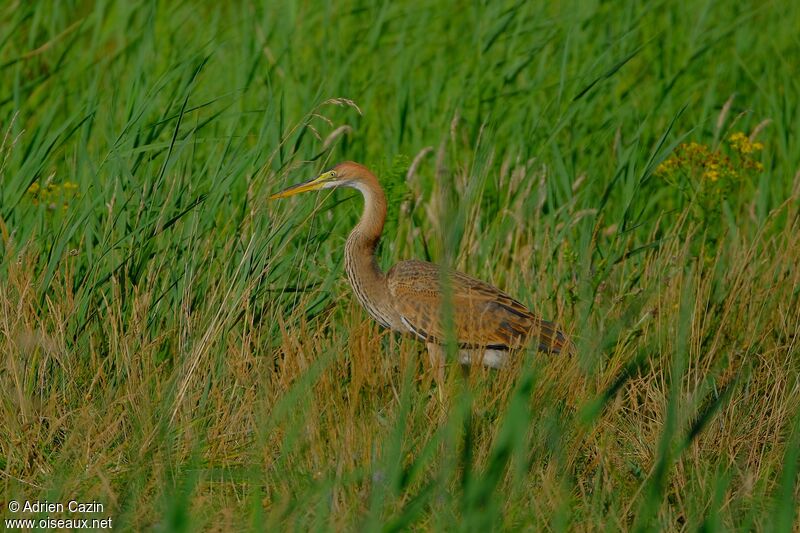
460 358 471 380
426 342 446 388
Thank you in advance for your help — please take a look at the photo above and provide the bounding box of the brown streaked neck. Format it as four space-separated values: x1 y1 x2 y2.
344 163 404 331
344 169 387 279
342 168 402 329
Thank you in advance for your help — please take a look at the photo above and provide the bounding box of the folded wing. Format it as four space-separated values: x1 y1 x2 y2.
386 260 566 353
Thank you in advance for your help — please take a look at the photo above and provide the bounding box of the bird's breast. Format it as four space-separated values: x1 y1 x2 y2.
343 246 405 332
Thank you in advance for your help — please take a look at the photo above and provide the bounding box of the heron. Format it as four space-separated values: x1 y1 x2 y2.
271 161 568 381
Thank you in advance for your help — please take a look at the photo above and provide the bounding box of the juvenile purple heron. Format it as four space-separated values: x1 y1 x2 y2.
271 162 568 377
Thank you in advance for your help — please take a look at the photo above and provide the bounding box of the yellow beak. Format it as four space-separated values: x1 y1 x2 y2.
269 171 334 200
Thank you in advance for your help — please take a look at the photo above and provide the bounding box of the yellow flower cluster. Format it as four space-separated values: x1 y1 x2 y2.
26 180 79 209
655 129 767 257
656 142 735 183
655 131 765 183
728 132 764 154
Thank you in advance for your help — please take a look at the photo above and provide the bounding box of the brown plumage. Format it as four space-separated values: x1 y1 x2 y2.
387 260 566 352
270 161 569 377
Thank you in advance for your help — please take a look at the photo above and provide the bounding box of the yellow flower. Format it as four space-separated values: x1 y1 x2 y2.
656 159 675 175
686 142 703 152
728 132 746 143
728 131 764 155
702 170 720 182
25 180 78 209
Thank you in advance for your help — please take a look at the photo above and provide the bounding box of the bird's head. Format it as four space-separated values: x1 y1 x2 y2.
269 161 372 199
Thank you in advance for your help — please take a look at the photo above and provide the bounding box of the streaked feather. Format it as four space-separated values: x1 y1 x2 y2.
387 260 567 353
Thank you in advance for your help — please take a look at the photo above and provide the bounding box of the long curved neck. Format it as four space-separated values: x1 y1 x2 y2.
344 176 386 279
343 173 394 328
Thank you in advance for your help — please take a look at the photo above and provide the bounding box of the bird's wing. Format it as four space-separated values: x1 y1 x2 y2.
386 260 565 352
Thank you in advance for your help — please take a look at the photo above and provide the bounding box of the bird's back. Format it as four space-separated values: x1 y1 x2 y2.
386 260 566 353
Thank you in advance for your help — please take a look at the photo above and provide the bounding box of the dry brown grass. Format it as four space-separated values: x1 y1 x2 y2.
2 180 798 530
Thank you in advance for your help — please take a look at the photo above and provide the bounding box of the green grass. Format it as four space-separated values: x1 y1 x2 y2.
1 0 799 530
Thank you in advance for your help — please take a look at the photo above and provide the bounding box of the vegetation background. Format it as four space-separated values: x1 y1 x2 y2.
1 0 798 530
